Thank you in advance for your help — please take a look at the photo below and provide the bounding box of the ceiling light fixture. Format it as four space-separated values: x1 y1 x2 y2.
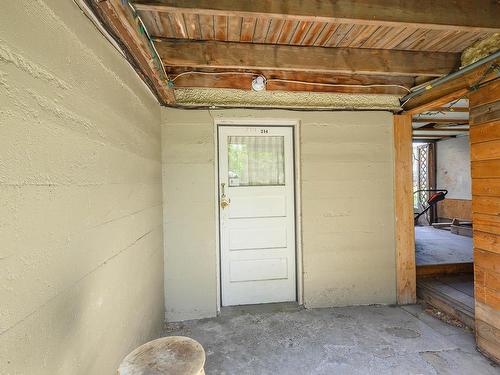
251 75 266 91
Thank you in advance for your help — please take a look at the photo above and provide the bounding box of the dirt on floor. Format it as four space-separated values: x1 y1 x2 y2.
421 302 473 332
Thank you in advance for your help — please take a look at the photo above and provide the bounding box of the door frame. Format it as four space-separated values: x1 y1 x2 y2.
213 118 303 313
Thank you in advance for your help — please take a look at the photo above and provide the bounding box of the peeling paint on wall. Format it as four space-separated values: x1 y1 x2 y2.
174 88 402 111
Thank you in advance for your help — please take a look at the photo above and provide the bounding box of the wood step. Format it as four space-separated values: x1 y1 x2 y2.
417 278 475 329
416 263 473 278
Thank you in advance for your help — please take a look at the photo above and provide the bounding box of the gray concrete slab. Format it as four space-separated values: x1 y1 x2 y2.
162 304 498 375
415 226 473 265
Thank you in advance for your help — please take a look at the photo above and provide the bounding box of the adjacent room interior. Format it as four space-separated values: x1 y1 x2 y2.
1 1 499 374
412 102 475 329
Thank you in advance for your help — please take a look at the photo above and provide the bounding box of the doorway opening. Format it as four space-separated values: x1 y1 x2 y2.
217 125 297 307
413 134 474 329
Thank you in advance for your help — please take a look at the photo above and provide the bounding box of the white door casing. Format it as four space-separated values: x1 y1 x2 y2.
218 126 296 306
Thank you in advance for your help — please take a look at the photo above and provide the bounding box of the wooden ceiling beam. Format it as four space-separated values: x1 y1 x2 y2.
413 136 456 140
155 39 459 77
132 0 500 32
425 107 469 112
403 56 500 114
167 68 414 95
412 118 468 124
85 0 175 104
404 89 470 115
413 128 469 132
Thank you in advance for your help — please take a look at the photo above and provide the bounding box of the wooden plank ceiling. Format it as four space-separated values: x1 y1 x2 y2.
88 0 500 105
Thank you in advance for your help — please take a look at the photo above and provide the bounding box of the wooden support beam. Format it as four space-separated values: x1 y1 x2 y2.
394 114 417 305
85 0 175 104
404 89 470 115
412 118 468 124
413 128 469 133
416 263 474 278
156 39 459 77
133 0 500 32
431 107 469 112
167 68 414 95
413 136 455 140
403 57 500 114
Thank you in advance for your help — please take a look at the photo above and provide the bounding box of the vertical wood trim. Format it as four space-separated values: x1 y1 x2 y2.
428 142 437 223
394 114 417 304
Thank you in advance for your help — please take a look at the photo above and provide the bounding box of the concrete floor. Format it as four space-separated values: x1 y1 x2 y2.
415 226 473 265
163 303 498 375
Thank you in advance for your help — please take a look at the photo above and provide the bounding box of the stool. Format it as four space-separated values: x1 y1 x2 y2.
118 336 205 375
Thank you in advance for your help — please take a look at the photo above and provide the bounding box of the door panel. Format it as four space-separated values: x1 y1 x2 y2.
229 226 287 250
229 258 288 282
228 195 287 218
219 126 296 306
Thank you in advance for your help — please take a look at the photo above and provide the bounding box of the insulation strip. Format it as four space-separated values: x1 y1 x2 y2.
173 88 401 110
461 32 500 67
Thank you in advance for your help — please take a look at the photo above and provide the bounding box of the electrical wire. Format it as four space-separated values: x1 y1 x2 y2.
127 2 171 82
72 0 170 97
170 71 412 92
267 78 411 93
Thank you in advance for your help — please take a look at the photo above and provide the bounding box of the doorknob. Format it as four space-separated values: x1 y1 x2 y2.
220 183 230 209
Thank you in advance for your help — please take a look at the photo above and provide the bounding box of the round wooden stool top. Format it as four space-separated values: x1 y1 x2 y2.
118 336 205 375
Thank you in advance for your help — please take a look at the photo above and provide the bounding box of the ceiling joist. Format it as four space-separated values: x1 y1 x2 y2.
132 0 500 32
156 39 460 77
412 118 468 124
413 128 469 133
84 0 175 104
82 1 499 107
426 107 469 112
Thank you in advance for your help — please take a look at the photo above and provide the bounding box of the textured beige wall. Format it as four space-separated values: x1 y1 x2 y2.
161 109 218 322
1 1 164 374
161 108 396 320
299 111 396 307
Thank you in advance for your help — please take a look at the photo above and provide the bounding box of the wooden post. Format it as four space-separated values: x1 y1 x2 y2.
394 114 417 304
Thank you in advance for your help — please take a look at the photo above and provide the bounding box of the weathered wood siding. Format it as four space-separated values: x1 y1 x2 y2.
469 78 500 362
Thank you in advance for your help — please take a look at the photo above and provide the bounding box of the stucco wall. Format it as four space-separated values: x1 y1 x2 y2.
436 135 472 199
300 111 396 307
161 108 396 321
161 110 218 321
0 1 164 374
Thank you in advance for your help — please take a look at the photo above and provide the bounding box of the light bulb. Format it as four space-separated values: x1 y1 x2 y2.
251 76 266 91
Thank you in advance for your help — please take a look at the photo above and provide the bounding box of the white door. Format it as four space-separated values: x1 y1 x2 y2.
218 125 296 306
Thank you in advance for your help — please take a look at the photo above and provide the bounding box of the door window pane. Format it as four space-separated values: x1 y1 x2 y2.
228 136 285 186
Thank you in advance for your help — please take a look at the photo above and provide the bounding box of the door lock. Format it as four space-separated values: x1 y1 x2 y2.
220 182 230 209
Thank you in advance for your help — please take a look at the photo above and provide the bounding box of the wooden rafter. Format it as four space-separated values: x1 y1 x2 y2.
132 0 500 32
412 118 468 124
430 107 469 112
403 57 500 114
413 128 469 136
155 39 459 77
85 0 175 104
